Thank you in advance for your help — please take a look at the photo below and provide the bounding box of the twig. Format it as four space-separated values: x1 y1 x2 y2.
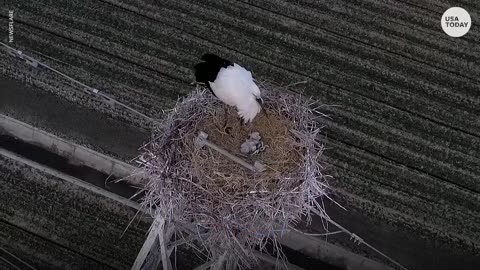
192 260 216 270
158 219 172 270
195 131 265 172
284 80 308 88
132 217 166 270
211 251 228 270
290 226 343 237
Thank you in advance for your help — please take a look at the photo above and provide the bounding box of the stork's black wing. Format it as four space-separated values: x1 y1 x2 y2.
194 63 216 88
201 53 232 66
194 53 233 97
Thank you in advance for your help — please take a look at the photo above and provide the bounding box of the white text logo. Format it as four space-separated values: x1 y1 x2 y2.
441 7 471 37
8 10 14 43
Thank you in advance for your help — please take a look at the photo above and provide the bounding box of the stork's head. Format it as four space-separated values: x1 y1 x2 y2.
251 82 263 106
237 81 263 123
251 82 261 97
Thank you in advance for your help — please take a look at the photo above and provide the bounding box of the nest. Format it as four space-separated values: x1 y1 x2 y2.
137 83 330 269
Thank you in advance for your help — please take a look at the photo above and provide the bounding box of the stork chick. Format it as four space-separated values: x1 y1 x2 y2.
194 54 263 123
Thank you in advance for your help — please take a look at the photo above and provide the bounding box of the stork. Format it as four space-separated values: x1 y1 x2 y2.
194 54 263 124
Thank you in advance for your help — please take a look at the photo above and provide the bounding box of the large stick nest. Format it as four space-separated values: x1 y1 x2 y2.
137 82 331 268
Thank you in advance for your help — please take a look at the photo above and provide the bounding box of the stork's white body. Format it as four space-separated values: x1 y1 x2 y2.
209 64 262 123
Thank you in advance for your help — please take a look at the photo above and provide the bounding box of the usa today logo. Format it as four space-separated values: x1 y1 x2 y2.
441 7 471 37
